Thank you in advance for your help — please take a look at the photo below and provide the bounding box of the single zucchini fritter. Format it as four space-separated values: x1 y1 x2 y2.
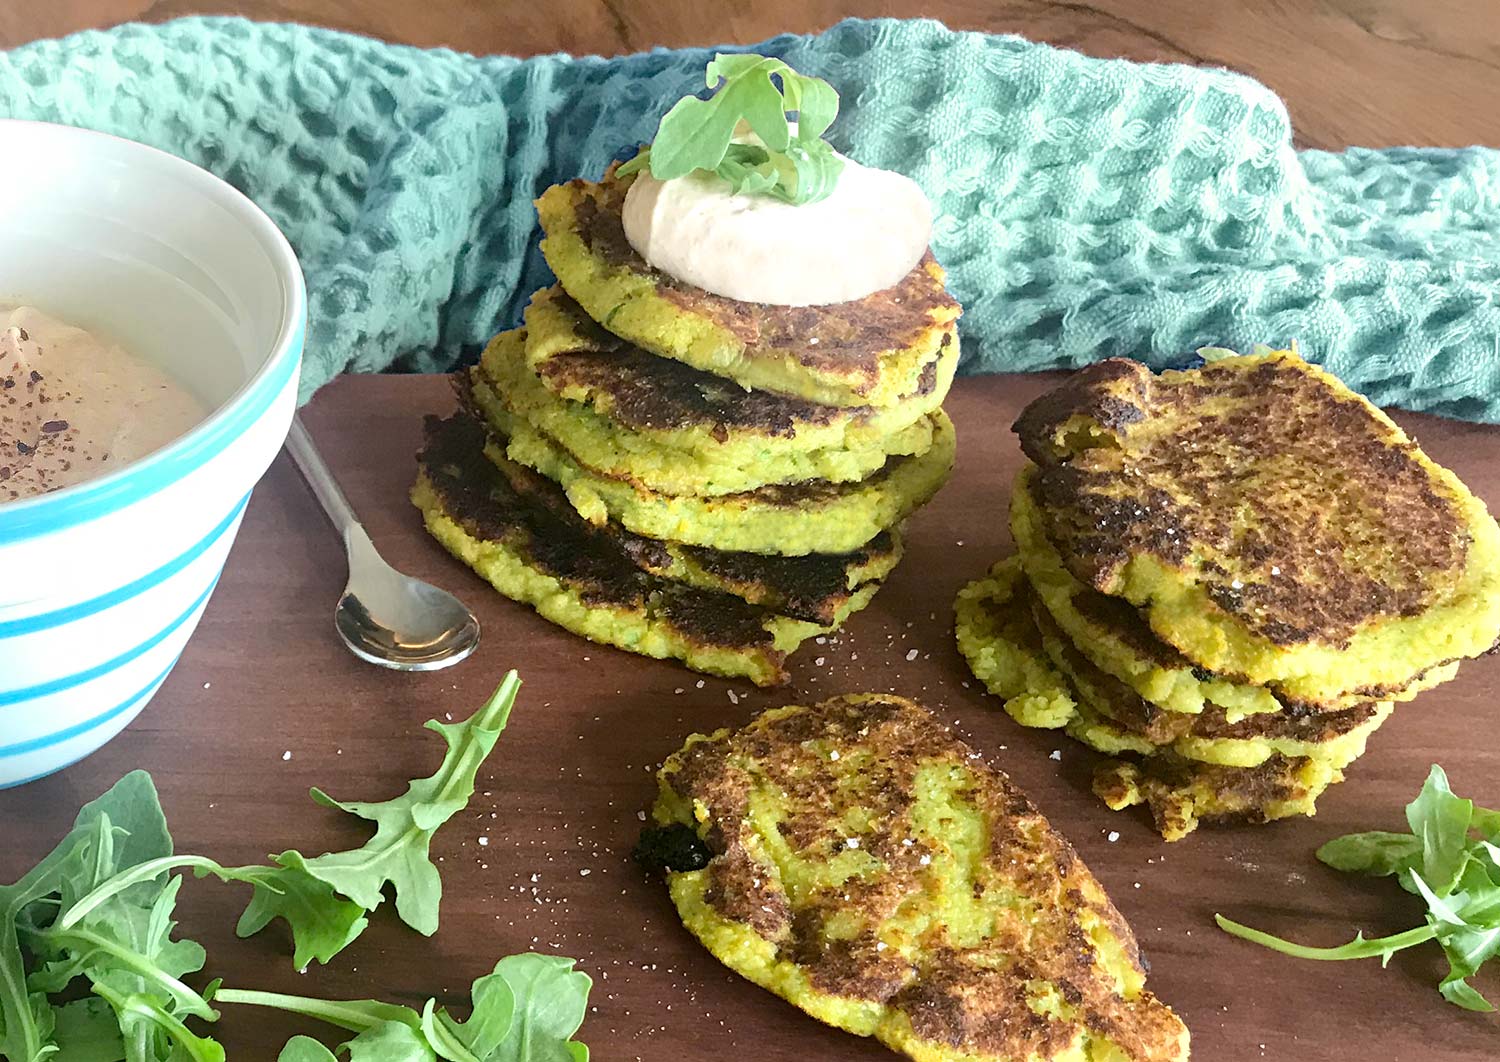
1093 755 1343 843
521 286 958 491
411 414 881 685
954 558 1391 768
1010 473 1459 717
1034 599 1393 770
472 378 956 556
536 169 962 407
477 320 939 495
643 694 1190 1061
1013 351 1500 704
484 431 904 627
953 557 1388 837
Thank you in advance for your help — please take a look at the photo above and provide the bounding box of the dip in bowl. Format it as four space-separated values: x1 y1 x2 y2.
0 120 305 786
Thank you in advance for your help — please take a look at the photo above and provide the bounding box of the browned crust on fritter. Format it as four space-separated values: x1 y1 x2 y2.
1029 596 1380 745
533 289 943 437
1068 575 1189 672
672 535 895 626
571 168 959 391
665 695 1186 1060
1014 356 1471 648
418 411 788 660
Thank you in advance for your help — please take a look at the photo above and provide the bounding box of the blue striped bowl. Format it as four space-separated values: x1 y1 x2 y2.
0 121 305 787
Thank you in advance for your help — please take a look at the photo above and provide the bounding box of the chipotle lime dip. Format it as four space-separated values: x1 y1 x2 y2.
0 305 204 503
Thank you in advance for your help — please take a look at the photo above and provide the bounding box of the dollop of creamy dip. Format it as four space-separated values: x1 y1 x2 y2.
0 306 204 503
622 145 933 307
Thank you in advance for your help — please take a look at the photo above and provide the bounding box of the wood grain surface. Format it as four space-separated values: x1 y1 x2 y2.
2 373 1497 1060
3 0 1500 151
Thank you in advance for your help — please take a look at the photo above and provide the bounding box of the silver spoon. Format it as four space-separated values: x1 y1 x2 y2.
285 416 480 671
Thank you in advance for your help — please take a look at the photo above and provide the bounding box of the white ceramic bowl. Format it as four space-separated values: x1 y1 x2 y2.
0 121 305 787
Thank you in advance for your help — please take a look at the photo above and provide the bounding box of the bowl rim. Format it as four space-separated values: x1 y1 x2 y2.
0 119 307 545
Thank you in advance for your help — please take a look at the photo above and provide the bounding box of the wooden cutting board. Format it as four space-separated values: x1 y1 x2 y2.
3 373 1497 1060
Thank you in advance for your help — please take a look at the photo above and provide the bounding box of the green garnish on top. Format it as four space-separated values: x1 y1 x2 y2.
1216 765 1500 1012
616 53 844 205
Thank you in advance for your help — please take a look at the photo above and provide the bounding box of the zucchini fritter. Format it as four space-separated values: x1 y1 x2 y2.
954 557 1390 838
412 414 883 685
522 286 958 489
1012 354 1499 705
537 169 962 407
471 375 956 556
478 319 940 495
1093 755 1343 844
644 694 1190 1061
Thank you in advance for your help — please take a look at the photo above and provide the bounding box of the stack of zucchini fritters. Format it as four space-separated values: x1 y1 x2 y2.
957 350 1500 839
413 167 961 685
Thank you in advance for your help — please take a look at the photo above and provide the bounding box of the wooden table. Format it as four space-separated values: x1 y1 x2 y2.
3 374 1497 1060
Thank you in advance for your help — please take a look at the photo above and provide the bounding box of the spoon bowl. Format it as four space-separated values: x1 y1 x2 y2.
334 573 480 671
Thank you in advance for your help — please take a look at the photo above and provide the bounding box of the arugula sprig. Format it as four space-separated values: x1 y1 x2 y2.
1217 765 1500 1011
616 53 844 205
48 670 519 974
0 673 558 1061
216 953 591 1062
0 773 222 1062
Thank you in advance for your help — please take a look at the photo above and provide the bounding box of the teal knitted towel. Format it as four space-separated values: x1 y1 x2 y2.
2 17 1498 420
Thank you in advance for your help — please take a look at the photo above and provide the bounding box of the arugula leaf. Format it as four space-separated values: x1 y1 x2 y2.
1 677 539 1061
1218 763 1500 1011
55 855 368 974
1213 916 1438 964
277 1036 339 1062
51 671 519 967
25 873 213 1018
619 53 844 206
1 771 173 1062
344 1022 437 1062
1472 805 1500 843
1316 831 1422 877
209 991 417 1036
422 969 514 1059
484 955 590 1062
51 998 125 1062
19 818 221 1062
218 954 591 1062
229 862 370 970
87 983 222 1062
287 672 519 936
1406 765 1475 894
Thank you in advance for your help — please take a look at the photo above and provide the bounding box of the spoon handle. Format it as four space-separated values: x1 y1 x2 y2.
285 416 360 538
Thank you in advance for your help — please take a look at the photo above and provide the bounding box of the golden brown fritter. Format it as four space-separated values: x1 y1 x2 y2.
1013 351 1500 702
644 694 1190 1061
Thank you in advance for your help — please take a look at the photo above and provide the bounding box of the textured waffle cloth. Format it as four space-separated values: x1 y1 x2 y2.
2 17 1499 420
